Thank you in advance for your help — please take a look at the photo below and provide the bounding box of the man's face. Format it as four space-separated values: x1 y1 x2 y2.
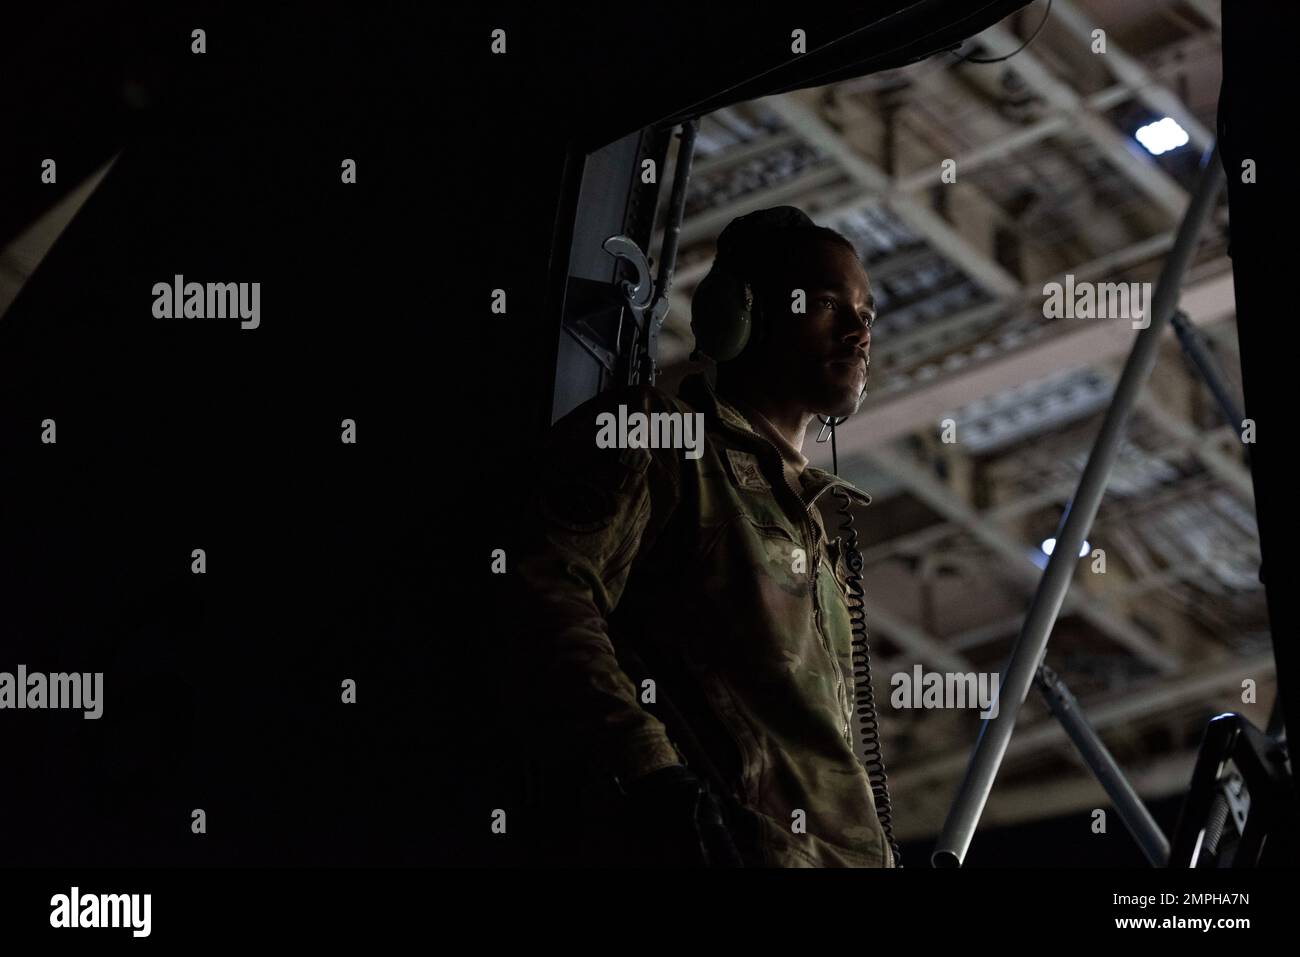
756 239 875 419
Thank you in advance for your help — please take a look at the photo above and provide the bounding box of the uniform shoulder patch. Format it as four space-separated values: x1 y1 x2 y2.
725 449 771 492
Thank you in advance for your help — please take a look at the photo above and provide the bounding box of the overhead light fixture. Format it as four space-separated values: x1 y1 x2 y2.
1041 537 1090 558
1135 117 1190 156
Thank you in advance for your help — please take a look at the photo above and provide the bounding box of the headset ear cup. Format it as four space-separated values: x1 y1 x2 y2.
690 268 752 363
749 287 764 349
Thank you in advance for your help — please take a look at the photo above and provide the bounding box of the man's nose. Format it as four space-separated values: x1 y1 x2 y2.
840 308 871 348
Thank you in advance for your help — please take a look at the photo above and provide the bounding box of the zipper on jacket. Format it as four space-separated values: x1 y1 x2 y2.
695 382 867 741
802 483 864 742
749 433 852 741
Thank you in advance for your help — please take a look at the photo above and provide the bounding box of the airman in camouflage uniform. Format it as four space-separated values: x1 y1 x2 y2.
512 207 894 867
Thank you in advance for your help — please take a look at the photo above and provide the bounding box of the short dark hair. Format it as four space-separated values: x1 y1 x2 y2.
714 206 860 285
757 226 859 281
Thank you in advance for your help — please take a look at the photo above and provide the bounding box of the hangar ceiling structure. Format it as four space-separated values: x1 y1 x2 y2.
647 0 1254 841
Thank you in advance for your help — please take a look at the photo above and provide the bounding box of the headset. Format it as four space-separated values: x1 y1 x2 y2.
688 259 761 364
690 207 902 866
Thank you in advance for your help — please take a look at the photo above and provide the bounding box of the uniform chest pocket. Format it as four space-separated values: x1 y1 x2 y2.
699 506 804 565
730 518 807 587
696 514 817 637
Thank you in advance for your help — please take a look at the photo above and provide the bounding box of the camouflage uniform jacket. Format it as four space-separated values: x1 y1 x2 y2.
514 371 894 867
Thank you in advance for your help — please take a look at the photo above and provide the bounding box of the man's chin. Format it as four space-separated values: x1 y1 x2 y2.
816 388 863 420
814 366 867 414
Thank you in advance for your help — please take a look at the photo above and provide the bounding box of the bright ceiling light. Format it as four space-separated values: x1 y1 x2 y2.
1042 537 1090 558
1135 117 1190 156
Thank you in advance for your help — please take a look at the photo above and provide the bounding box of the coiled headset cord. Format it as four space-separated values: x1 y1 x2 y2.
823 417 902 867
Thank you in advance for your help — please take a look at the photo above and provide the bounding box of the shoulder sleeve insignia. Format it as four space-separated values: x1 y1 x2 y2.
725 448 771 492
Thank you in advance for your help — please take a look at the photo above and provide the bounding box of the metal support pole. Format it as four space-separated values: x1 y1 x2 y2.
932 144 1223 867
641 118 699 385
655 118 699 297
1035 665 1171 866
